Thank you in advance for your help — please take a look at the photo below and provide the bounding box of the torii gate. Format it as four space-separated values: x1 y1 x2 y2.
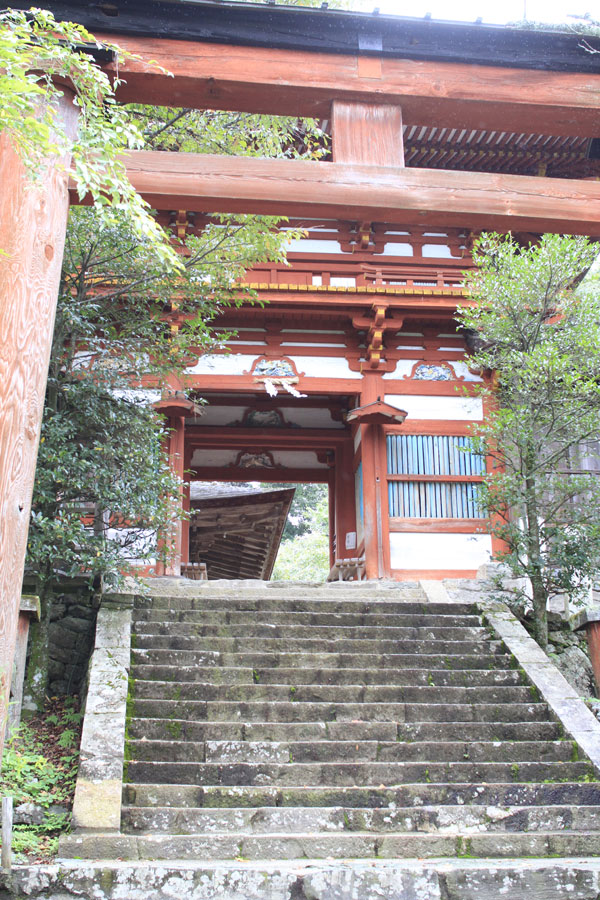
1 0 600 752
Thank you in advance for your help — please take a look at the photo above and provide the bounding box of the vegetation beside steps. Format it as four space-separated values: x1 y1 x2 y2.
0 698 81 862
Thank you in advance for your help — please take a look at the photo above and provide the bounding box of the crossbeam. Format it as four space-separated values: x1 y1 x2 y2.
108 152 600 235
98 35 600 136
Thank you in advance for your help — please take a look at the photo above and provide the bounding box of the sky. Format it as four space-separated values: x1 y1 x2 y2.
373 0 599 26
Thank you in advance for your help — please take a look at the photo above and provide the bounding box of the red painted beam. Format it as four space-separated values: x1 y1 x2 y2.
109 151 600 235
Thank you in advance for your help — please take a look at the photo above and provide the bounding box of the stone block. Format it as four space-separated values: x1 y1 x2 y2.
70 779 123 833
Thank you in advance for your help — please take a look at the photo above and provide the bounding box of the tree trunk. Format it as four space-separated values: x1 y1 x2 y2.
524 464 548 648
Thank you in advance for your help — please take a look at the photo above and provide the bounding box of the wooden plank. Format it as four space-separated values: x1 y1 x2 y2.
92 35 600 136
0 92 77 760
112 151 600 234
332 102 404 167
1 796 12 872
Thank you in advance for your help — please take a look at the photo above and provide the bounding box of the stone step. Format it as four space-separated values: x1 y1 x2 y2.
127 738 574 764
130 665 525 687
133 609 484 627
130 699 552 723
121 803 600 835
59 829 600 860
132 622 489 642
132 635 505 655
125 759 591 787
126 718 564 745
132 681 537 705
131 649 514 670
123 781 600 810
138 597 464 615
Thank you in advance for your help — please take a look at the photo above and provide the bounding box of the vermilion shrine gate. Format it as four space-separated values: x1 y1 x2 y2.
2 0 600 734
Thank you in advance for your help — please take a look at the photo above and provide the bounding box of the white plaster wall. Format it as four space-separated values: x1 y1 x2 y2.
382 360 421 380
354 429 361 451
289 356 362 380
389 533 492 570
452 361 484 383
384 394 483 421
185 354 257 376
112 388 161 405
383 360 483 382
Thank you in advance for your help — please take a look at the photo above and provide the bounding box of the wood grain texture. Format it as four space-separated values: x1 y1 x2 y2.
332 102 404 167
0 93 77 759
95 34 600 136
111 150 600 235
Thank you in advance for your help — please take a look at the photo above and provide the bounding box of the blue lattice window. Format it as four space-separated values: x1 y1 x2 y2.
387 434 486 519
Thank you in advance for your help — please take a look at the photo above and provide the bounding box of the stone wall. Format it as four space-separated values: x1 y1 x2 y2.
22 579 99 702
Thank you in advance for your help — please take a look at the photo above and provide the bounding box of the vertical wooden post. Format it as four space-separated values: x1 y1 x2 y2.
0 92 77 760
331 101 404 167
334 438 358 558
359 373 388 580
1 796 12 872
6 595 41 742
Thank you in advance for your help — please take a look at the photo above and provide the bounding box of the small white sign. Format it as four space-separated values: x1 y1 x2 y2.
345 532 357 550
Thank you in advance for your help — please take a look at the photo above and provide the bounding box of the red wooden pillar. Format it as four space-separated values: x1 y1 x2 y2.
334 438 358 559
359 373 390 580
164 415 186 576
0 92 78 757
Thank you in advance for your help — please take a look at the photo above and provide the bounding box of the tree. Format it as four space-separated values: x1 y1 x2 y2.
23 205 302 703
457 233 600 648
271 487 330 581
0 8 180 266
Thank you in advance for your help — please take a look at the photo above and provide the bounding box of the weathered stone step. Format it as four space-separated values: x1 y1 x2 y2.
131 649 514 670
121 803 599 835
133 623 489 642
133 609 484 627
125 759 591 787
138 596 461 615
127 738 574 764
123 780 600 810
126 718 564 745
130 665 525 687
132 680 537 705
130 699 552 723
133 635 504 655
60 829 600 860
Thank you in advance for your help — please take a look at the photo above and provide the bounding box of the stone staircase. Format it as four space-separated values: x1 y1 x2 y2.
114 582 600 859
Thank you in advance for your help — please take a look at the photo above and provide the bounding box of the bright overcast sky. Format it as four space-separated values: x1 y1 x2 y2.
372 0 599 26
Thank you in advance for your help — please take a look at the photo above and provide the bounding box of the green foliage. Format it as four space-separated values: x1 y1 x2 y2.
0 704 80 861
0 707 81 861
0 8 179 268
27 203 304 596
263 482 329 540
457 233 600 647
271 486 329 580
131 105 329 160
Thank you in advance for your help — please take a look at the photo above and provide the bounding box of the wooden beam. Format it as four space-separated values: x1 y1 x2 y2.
95 35 600 136
112 151 600 235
